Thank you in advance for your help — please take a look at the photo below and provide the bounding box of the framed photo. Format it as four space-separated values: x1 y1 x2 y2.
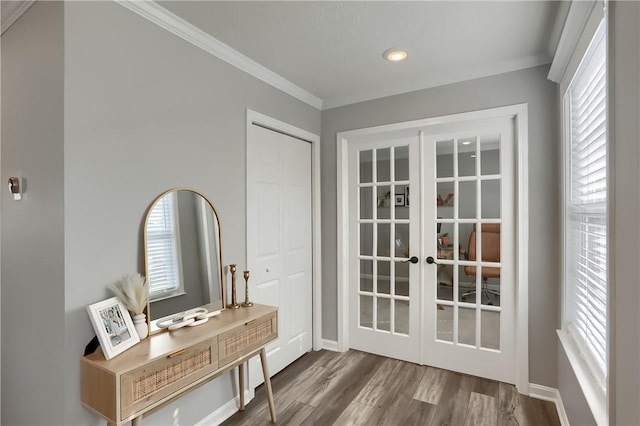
87 297 139 360
394 194 405 206
405 186 410 206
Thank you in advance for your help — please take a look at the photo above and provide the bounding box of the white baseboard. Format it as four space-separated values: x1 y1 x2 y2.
322 339 339 351
529 383 570 426
195 390 252 426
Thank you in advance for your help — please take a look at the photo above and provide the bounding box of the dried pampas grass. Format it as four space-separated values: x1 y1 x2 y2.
109 273 148 315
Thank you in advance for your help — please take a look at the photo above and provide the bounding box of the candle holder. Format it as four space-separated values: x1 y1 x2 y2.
229 264 240 309
241 270 253 307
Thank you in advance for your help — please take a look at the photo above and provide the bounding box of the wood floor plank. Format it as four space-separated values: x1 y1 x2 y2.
223 350 562 426
354 357 423 409
474 376 500 399
520 394 562 426
296 350 369 407
332 400 382 426
413 366 449 404
353 357 402 406
222 362 327 425
540 398 562 426
498 381 528 426
430 372 476 426
298 352 382 425
373 392 436 426
464 392 498 426
275 400 315 425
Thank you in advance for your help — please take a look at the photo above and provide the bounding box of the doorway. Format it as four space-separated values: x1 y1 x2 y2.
337 105 529 391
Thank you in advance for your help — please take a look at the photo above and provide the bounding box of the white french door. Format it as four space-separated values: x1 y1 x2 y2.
247 123 313 388
348 117 516 383
348 136 422 363
421 118 515 383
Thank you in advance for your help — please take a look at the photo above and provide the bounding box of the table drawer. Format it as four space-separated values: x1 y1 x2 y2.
120 338 218 420
218 312 277 366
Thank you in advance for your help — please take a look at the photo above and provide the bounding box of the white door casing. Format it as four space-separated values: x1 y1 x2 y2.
337 104 529 392
246 111 319 392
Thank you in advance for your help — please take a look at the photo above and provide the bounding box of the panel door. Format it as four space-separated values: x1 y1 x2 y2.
422 118 516 383
348 136 422 363
247 124 313 388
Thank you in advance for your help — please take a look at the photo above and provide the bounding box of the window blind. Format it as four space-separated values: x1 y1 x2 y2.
146 192 181 298
564 21 607 386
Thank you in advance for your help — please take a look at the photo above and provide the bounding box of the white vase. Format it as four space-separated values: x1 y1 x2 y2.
132 313 148 340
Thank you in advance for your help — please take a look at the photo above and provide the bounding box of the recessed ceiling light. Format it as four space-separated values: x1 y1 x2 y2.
470 154 477 158
462 141 472 145
383 48 408 62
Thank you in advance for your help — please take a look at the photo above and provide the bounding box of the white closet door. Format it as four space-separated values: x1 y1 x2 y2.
247 124 313 389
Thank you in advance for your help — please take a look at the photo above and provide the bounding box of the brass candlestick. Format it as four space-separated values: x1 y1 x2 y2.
229 264 240 309
241 270 253 307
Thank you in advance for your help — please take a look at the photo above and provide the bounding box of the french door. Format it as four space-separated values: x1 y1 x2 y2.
348 136 422 362
348 117 516 383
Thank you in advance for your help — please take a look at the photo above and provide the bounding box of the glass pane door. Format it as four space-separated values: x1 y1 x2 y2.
349 137 420 363
423 117 515 384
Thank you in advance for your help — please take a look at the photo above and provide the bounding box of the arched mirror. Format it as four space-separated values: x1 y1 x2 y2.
144 188 225 333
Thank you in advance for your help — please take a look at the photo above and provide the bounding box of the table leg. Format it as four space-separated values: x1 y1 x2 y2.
238 362 245 411
132 416 142 426
259 348 276 423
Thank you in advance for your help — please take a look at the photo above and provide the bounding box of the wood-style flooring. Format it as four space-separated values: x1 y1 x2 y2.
222 350 561 426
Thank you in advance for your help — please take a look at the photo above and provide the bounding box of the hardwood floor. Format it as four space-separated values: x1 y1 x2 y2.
223 350 561 426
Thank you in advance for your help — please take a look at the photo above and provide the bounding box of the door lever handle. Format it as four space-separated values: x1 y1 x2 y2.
403 256 419 264
426 256 438 265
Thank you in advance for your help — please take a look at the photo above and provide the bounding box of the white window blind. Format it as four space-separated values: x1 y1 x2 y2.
564 20 607 386
146 192 181 299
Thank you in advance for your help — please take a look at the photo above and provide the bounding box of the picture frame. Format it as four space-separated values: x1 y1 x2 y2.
394 194 405 206
87 297 140 360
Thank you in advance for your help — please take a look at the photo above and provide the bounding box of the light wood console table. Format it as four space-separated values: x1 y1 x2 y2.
82 304 278 425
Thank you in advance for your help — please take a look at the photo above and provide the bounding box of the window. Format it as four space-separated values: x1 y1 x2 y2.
146 191 183 300
563 19 607 392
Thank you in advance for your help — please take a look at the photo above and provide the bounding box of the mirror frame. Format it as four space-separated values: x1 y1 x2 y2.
143 187 226 334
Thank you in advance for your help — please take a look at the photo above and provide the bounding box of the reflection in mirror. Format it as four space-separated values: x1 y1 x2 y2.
144 189 225 333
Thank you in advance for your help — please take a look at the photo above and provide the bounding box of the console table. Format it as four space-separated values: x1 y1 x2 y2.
81 304 278 425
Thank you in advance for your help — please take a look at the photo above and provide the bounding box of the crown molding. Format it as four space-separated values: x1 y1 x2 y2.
1 0 35 35
115 0 323 110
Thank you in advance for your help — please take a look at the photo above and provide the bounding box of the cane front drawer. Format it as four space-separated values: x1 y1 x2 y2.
120 338 218 420
218 311 277 366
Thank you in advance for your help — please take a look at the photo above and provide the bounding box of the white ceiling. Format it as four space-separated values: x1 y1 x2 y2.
160 1 561 109
1 1 562 110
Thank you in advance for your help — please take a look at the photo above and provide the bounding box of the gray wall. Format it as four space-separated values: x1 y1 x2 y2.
609 2 640 424
3 1 319 425
1 2 66 425
321 65 560 387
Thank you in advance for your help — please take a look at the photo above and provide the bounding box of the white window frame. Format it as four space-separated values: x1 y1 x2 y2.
558 16 608 426
146 191 185 302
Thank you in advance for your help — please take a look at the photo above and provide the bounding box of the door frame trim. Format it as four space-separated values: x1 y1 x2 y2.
336 103 529 393
245 109 322 352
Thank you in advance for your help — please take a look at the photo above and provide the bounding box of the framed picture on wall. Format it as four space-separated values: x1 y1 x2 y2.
405 186 410 206
87 297 140 360
395 194 405 206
